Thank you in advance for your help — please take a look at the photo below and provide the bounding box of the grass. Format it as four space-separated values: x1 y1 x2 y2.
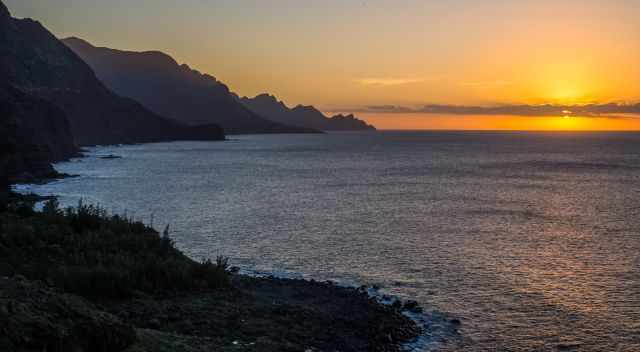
0 195 230 299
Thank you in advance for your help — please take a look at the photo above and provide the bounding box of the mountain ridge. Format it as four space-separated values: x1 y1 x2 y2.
62 37 319 135
238 93 376 131
0 2 224 146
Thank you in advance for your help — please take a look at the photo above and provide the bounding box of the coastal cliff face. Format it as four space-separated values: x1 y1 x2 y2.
0 2 224 145
239 93 376 131
0 84 77 185
62 37 319 135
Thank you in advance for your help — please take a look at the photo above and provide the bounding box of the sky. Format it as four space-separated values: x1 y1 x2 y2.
6 0 640 130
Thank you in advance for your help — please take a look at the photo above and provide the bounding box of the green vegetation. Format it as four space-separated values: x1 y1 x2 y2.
0 195 230 299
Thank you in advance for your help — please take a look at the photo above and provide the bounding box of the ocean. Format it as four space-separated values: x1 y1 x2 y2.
18 131 640 351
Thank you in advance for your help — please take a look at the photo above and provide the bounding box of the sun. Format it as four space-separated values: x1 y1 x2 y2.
539 69 593 105
550 85 586 104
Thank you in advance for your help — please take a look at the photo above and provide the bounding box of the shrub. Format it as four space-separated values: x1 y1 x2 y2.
42 198 61 217
191 258 231 289
54 266 134 299
0 195 231 299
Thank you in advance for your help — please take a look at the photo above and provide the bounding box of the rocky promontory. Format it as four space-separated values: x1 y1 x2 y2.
238 94 376 131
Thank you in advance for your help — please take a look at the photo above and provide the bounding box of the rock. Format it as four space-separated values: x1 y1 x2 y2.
558 343 582 351
99 154 122 159
391 299 403 309
403 300 423 313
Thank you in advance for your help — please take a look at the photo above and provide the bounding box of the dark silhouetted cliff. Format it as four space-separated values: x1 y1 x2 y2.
0 2 224 146
326 113 377 131
62 37 319 135
239 94 376 131
0 84 77 185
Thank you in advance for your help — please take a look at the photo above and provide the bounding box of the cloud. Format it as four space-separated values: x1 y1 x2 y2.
460 81 512 87
354 78 423 87
364 105 416 113
343 103 640 117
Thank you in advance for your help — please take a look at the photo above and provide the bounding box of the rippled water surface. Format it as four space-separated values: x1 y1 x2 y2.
22 132 640 351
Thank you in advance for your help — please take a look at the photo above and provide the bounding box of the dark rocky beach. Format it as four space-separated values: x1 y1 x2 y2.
109 276 420 352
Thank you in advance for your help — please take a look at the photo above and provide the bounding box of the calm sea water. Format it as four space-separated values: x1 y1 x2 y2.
20 132 640 351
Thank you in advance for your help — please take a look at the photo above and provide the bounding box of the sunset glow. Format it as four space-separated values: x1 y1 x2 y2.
4 1 640 350
353 114 640 131
6 0 639 130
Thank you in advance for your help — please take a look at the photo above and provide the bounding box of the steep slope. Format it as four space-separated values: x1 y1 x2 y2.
0 2 224 145
239 94 376 131
0 84 77 184
62 37 318 134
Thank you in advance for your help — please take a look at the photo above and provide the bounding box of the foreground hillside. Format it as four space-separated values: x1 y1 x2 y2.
0 195 420 352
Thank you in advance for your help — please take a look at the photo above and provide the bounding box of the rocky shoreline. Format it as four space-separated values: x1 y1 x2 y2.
108 275 421 351
0 193 423 352
1 274 422 352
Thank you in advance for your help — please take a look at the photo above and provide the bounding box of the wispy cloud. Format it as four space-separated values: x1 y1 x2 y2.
336 103 640 117
364 105 416 113
354 78 423 87
460 80 512 87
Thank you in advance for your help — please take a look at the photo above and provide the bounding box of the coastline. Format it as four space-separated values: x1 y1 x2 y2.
3 173 427 352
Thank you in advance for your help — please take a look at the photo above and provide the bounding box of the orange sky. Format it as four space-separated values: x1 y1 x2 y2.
353 114 640 131
6 0 640 130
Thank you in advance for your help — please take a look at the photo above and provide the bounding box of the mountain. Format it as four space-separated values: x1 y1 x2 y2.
324 113 377 130
62 37 319 134
238 94 376 131
1 84 77 186
0 1 224 146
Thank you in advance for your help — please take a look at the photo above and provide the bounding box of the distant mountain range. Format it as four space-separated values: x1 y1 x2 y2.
62 37 319 134
0 2 224 146
238 94 376 131
62 37 373 133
